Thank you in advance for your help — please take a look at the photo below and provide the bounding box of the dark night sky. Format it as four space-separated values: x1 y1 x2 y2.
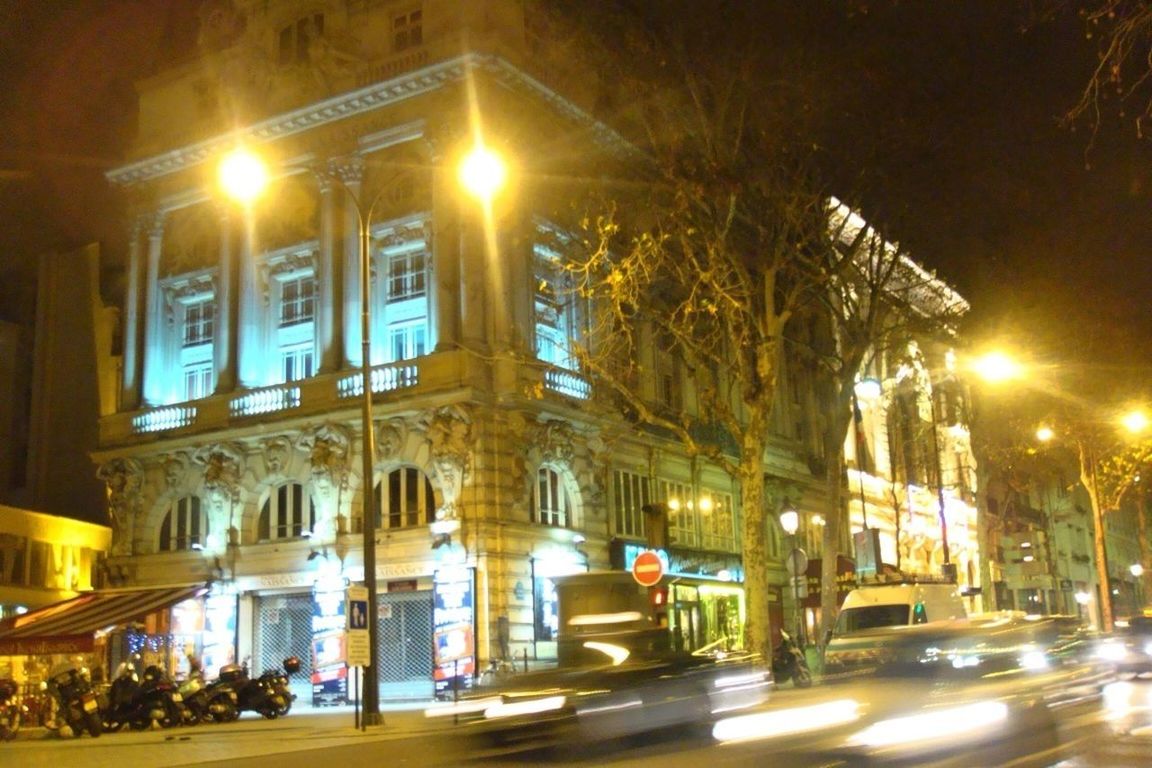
2 1 1151 399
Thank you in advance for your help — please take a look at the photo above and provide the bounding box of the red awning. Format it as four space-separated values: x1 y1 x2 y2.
0 584 209 655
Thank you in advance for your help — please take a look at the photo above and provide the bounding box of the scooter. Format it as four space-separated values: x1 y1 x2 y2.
0 679 23 741
101 664 186 731
181 670 239 724
43 665 102 738
772 629 813 688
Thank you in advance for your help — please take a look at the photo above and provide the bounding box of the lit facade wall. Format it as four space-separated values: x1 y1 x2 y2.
0 505 111 618
94 0 796 695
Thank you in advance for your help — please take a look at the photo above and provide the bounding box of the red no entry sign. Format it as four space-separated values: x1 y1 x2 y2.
632 550 665 587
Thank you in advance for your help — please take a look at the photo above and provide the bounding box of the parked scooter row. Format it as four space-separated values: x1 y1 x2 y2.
0 679 24 741
31 656 299 738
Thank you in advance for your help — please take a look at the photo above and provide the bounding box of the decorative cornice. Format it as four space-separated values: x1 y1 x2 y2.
107 54 637 188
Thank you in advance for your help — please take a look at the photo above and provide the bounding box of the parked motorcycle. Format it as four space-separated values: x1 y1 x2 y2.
772 629 813 688
180 671 239 724
43 665 102 737
0 679 23 741
219 657 299 719
101 664 186 731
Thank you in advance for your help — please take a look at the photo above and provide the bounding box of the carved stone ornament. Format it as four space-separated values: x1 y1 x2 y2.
163 452 192 491
537 419 575 466
97 458 143 556
193 442 245 507
299 423 351 492
262 435 294 476
424 405 473 504
376 418 408 461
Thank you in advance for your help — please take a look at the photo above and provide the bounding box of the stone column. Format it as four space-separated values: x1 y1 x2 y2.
236 211 265 389
336 158 366 369
120 217 145 410
430 152 461 352
213 205 236 393
316 172 341 373
141 212 166 406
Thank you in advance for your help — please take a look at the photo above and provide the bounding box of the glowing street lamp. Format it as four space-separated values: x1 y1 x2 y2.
970 351 1023 384
458 143 507 202
779 506 805 647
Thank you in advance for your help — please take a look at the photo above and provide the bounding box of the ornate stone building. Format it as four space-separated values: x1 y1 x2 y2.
79 0 976 702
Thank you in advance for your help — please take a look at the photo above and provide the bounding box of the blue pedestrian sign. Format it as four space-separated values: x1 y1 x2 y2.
348 600 368 629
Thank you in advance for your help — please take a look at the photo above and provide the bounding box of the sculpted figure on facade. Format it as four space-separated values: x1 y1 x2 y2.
423 405 473 515
299 424 351 493
505 412 531 507
162 452 191 492
193 443 245 509
97 458 143 556
262 435 293 477
537 419 575 467
376 418 408 462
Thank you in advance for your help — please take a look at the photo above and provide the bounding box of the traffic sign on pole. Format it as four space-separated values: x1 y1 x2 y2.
632 550 665 587
347 585 370 667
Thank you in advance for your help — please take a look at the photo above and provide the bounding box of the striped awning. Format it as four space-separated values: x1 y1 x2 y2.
0 583 209 655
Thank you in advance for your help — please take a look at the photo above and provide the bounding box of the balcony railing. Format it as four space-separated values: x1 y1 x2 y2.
132 405 198 433
337 363 419 399
230 385 302 418
544 368 590 400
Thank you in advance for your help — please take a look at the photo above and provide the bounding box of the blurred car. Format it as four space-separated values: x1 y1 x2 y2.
716 614 1112 766
1097 614 1152 678
425 632 770 748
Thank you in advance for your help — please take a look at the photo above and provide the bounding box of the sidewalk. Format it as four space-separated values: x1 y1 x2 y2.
6 701 449 768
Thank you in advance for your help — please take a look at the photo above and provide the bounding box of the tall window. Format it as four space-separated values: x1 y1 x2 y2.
660 480 698 548
159 496 207 552
375 466 436 529
276 271 316 382
183 299 214 346
613 470 650 539
181 297 215 401
533 466 572 527
280 275 315 326
700 491 736 551
258 483 316 541
380 236 429 364
393 8 423 51
534 239 577 370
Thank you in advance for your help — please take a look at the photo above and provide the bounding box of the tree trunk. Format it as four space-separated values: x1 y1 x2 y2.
820 449 845 650
739 445 773 663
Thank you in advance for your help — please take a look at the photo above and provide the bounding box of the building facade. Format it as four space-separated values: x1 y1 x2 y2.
75 0 980 702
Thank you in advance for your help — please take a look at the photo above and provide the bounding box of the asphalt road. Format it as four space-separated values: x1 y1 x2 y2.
7 680 1152 767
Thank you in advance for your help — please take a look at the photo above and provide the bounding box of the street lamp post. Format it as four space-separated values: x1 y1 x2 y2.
779 507 806 648
219 142 506 725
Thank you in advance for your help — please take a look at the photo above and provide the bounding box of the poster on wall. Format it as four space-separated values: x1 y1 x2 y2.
432 565 475 697
311 584 348 706
201 593 237 679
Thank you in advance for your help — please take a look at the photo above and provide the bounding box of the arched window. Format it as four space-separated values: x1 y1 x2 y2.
358 467 435 532
159 496 208 552
258 483 316 541
532 466 572 528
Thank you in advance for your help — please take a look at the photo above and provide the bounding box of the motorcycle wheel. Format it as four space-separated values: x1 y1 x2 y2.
207 695 239 724
85 712 102 738
276 696 291 717
159 700 184 728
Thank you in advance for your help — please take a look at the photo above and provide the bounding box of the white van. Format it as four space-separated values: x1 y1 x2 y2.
823 581 968 675
833 582 967 636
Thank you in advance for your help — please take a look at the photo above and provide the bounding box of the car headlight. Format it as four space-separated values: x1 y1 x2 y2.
1097 641 1129 662
845 700 1009 749
484 695 567 720
1143 642 1152 657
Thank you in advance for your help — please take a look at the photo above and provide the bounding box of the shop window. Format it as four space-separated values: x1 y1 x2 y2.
533 575 559 641
159 496 208 552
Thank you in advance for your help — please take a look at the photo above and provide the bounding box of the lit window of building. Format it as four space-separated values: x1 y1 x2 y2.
159 496 207 552
533 466 571 527
258 483 315 541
